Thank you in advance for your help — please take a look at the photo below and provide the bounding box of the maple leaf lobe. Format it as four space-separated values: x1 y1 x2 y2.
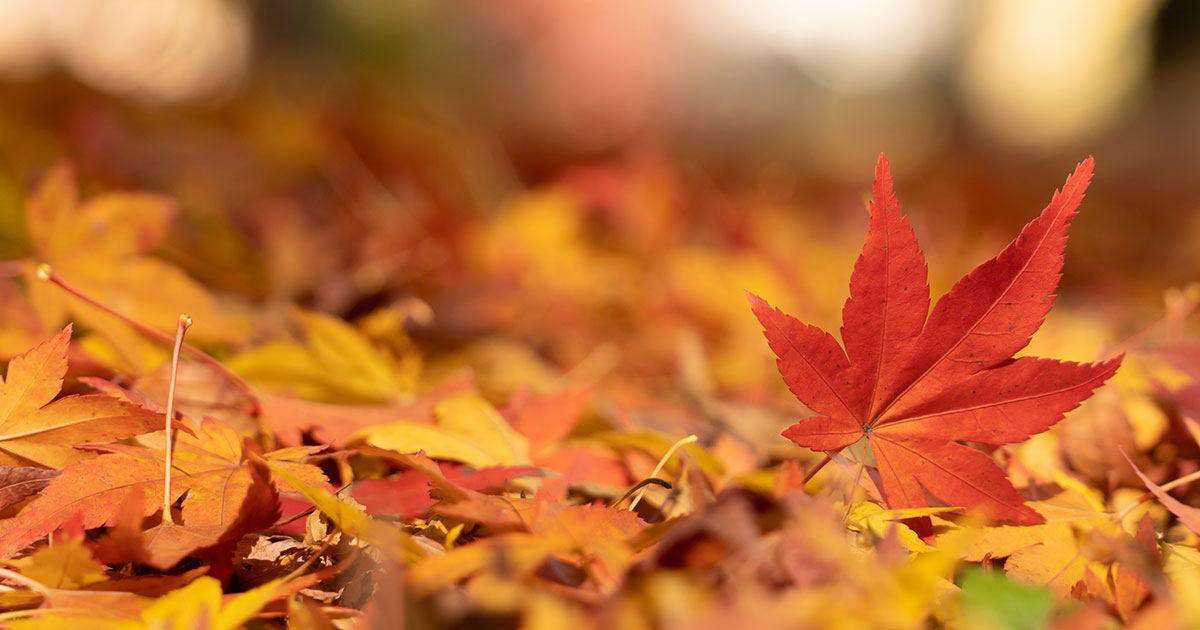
0 325 162 469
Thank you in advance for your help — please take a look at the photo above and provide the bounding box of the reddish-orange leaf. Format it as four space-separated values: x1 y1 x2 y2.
352 463 539 519
0 418 324 559
360 448 531 530
0 326 162 469
751 155 1121 523
96 458 279 570
503 385 594 454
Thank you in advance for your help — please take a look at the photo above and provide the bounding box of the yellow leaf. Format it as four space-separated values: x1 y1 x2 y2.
8 537 107 590
961 490 1114 596
260 457 422 563
349 422 501 468
228 308 415 404
845 502 958 553
0 326 162 468
1165 541 1200 628
348 393 531 468
133 576 279 630
23 164 248 374
433 394 530 465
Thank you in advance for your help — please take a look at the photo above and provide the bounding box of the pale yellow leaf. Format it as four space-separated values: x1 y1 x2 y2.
348 393 530 468
8 537 107 590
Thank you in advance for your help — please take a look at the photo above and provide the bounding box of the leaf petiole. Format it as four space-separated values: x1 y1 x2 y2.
628 434 697 512
161 314 192 525
1112 462 1200 522
34 263 259 408
802 454 833 485
608 478 673 509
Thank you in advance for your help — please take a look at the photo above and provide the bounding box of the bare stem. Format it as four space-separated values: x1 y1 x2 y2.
802 454 833 485
1114 466 1200 522
34 264 259 406
0 567 50 596
628 434 698 512
608 478 673 509
162 315 192 524
842 455 867 522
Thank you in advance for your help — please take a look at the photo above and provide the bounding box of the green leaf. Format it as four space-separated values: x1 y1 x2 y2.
959 569 1053 630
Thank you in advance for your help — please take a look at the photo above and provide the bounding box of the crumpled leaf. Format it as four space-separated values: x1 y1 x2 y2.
0 465 59 511
409 502 644 592
261 457 423 563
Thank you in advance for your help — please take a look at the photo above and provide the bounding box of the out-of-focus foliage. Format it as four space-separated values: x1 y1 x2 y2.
0 1 1197 628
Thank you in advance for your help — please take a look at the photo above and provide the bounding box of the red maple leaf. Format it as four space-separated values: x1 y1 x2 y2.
750 154 1121 524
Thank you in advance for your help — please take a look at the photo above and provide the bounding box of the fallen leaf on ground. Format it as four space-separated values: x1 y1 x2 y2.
0 326 162 469
751 155 1121 523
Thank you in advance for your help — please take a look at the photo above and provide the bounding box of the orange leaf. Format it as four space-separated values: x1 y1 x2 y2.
22 164 247 373
0 418 324 560
95 459 279 570
0 326 162 469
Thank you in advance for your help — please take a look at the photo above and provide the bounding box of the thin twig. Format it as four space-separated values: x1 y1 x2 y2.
283 528 342 582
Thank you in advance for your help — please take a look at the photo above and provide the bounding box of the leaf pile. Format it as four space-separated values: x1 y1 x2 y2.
0 151 1193 630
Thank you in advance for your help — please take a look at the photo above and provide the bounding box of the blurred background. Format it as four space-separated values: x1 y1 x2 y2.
0 0 1196 409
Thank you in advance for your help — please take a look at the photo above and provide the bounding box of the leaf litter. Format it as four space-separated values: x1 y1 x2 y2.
0 154 1193 629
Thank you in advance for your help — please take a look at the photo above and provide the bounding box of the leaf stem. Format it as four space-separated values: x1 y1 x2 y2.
802 454 833 485
162 314 192 524
0 608 102 624
1114 466 1200 522
608 478 673 509
628 434 697 512
842 455 867 522
34 263 259 407
0 567 50 597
